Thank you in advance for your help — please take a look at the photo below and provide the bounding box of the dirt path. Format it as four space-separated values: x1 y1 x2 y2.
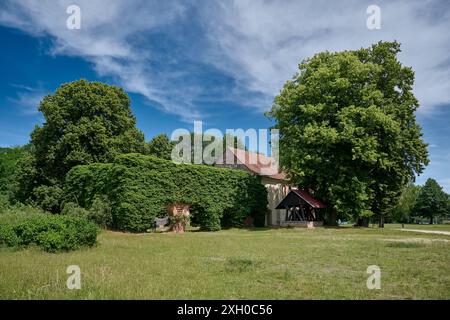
399 229 450 236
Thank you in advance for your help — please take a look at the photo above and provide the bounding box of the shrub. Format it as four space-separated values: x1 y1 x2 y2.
62 198 113 229
61 202 89 219
36 230 66 252
169 213 190 232
0 194 9 212
64 153 268 232
0 146 29 197
0 213 98 252
0 224 19 246
88 196 113 228
33 185 64 213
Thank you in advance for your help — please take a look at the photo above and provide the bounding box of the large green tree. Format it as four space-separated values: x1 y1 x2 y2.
414 178 448 224
14 80 146 205
268 42 429 226
146 134 174 160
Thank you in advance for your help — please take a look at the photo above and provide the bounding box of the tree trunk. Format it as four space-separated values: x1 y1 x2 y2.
429 216 433 224
328 209 337 226
378 215 384 228
356 217 369 227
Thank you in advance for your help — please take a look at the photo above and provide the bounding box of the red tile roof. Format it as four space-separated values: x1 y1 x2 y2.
292 189 327 208
218 147 288 181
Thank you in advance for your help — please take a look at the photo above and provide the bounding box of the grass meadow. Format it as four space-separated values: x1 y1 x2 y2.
1 224 449 299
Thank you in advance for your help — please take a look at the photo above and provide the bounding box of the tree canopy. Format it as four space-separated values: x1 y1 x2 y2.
14 79 146 204
387 183 420 223
146 134 174 160
268 41 429 225
0 146 30 195
414 178 449 224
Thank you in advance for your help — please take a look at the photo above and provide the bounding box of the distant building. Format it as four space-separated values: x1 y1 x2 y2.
275 189 326 228
215 147 291 226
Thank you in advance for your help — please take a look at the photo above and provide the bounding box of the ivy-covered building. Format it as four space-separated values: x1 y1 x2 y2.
215 147 291 226
64 153 268 232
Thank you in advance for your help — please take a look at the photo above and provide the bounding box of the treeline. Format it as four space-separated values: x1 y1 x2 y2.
387 180 450 224
0 80 265 238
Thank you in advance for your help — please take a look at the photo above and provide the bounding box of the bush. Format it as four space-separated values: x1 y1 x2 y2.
61 202 89 219
0 224 19 246
89 196 113 229
0 213 98 252
169 213 190 232
64 153 268 232
33 185 64 213
0 194 9 212
0 146 29 196
62 198 112 229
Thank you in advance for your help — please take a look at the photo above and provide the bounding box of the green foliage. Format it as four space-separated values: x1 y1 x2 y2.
267 41 429 222
0 161 5 189
64 153 268 232
414 179 449 224
0 146 29 197
0 212 98 252
169 214 190 230
387 183 420 223
61 202 89 219
146 134 174 160
0 204 45 222
0 194 9 211
13 80 147 205
88 196 113 228
0 224 19 247
62 196 112 229
12 155 39 204
33 185 64 213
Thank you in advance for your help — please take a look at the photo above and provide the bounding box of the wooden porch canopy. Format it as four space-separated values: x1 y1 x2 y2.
275 189 326 222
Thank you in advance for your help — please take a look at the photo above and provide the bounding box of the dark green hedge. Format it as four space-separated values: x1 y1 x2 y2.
64 153 268 232
0 213 98 252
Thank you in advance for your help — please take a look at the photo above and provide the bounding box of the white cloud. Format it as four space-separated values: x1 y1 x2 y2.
8 84 47 115
0 0 204 121
0 0 449 119
199 0 450 113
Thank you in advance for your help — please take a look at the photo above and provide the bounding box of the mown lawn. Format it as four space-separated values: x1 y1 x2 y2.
1 225 449 299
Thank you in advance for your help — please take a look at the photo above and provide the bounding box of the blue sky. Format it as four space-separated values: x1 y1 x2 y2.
0 0 449 191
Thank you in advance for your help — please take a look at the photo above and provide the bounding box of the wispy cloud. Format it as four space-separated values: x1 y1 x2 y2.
0 0 204 121
0 0 449 120
7 84 47 115
199 0 450 114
